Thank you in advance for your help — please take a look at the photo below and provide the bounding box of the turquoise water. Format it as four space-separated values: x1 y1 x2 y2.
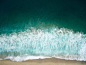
0 0 86 61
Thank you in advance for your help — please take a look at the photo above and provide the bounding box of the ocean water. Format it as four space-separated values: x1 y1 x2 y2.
0 0 86 62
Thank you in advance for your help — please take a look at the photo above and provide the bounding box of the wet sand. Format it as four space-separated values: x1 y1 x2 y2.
0 58 86 65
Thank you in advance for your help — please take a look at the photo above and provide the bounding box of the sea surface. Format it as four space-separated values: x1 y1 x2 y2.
0 0 86 62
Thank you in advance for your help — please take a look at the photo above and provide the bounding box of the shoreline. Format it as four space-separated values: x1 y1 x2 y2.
0 58 86 65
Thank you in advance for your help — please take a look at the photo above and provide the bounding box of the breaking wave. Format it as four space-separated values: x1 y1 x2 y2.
0 27 86 62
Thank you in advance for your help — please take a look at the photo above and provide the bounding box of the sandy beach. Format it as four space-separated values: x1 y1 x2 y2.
0 58 86 65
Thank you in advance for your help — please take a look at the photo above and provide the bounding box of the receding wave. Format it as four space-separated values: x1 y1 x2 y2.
0 27 86 62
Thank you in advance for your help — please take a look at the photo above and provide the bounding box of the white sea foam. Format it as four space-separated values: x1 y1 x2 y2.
0 56 51 62
0 27 86 62
0 54 86 62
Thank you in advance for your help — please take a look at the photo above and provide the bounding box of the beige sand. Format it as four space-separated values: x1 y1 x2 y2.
0 58 86 65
